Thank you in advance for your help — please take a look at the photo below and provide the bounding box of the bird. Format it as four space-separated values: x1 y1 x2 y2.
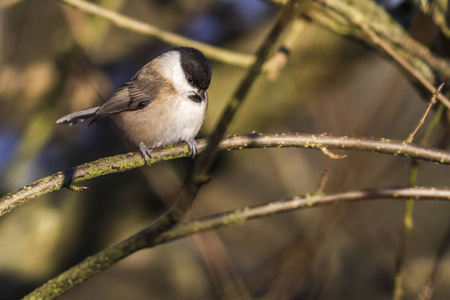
56 47 212 161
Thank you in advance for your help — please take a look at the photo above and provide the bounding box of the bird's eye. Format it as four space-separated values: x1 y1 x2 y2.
187 76 194 84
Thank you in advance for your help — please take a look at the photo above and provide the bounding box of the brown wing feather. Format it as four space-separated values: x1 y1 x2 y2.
89 72 162 125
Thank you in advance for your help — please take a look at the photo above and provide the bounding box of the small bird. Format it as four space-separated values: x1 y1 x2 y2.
57 47 212 160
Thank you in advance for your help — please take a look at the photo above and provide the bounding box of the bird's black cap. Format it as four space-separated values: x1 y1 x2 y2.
176 47 212 91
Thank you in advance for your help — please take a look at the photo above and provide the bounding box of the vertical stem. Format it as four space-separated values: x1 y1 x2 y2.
393 92 446 300
393 161 418 300
416 102 448 300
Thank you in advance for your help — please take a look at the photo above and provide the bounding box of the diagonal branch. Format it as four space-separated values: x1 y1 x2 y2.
170 0 301 221
56 0 254 67
308 0 450 109
1 133 450 218
23 186 450 300
56 0 450 109
269 0 450 109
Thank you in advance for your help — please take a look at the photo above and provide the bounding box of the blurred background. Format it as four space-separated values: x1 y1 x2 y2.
1 0 450 299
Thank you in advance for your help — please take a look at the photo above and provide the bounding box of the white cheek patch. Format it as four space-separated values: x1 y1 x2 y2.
157 51 193 95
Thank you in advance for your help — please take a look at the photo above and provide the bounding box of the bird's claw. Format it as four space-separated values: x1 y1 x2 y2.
186 138 198 158
139 142 152 162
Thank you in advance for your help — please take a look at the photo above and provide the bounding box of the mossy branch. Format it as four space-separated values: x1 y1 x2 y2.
2 133 450 218
23 186 450 300
413 0 450 39
271 0 450 109
310 0 450 109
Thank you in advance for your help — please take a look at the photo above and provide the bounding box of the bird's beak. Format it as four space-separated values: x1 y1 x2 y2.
197 90 207 102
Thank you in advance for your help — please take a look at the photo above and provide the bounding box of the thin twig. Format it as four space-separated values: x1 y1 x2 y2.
2 133 450 218
405 83 444 144
23 186 450 300
314 168 331 195
64 184 89 192
320 147 347 159
56 0 254 67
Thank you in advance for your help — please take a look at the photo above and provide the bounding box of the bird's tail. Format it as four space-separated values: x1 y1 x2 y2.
56 106 100 125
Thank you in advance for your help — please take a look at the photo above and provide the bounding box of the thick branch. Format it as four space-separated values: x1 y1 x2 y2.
24 186 450 300
1 133 450 218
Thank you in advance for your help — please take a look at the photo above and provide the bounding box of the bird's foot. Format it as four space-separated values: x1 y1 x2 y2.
186 138 198 158
139 142 152 162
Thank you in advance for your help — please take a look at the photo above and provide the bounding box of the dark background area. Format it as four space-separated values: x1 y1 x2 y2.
0 0 449 299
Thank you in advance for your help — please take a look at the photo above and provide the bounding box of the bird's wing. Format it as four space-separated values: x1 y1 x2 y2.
89 75 161 125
